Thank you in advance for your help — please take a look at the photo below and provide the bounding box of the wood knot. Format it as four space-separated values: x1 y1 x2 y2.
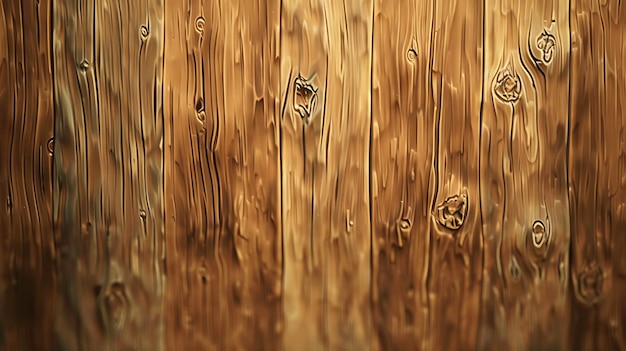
293 75 318 125
395 218 412 248
406 48 417 63
140 25 149 39
46 138 54 155
196 98 205 122
79 59 89 71
579 264 603 306
100 282 129 333
399 218 411 231
197 266 208 285
509 256 521 282
436 194 468 231
537 29 556 63
531 220 547 248
195 17 205 33
139 209 146 219
493 62 521 103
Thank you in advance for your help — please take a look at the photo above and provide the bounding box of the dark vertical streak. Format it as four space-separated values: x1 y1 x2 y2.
278 4 286 344
477 0 487 342
368 4 375 340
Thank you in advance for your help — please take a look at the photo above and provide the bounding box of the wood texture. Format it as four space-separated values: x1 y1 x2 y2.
52 0 165 349
0 0 56 350
2 0 626 350
370 0 435 349
569 0 626 349
428 0 484 350
280 1 373 349
163 0 282 349
479 0 571 349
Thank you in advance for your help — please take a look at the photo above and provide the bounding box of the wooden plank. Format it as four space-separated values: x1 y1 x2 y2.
427 0 484 350
478 0 571 349
569 1 626 349
280 0 373 349
0 0 56 349
52 0 165 349
370 0 435 349
163 0 282 349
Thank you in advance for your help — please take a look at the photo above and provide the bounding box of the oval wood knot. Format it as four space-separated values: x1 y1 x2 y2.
436 194 468 231
140 25 149 39
406 48 417 63
531 220 547 248
195 17 205 33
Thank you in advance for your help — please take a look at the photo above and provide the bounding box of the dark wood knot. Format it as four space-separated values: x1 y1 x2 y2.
140 25 149 39
46 138 54 155
293 75 318 124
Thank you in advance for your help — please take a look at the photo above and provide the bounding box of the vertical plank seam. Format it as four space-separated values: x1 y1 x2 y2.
368 0 375 349
476 0 487 346
565 0 573 347
278 2 285 350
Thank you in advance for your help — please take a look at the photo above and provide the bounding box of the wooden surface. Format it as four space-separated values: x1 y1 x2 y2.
1 0 625 350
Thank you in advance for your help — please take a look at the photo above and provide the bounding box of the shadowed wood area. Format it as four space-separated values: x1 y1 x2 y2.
1 0 626 350
0 0 56 349
52 0 165 349
569 0 626 350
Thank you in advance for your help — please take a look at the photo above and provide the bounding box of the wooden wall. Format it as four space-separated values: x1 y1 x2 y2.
1 0 625 350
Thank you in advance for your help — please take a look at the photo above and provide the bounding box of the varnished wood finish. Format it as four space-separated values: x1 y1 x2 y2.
1 0 625 350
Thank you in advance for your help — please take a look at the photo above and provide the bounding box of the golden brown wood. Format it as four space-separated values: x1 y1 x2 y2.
52 0 165 349
2 0 626 349
478 0 572 349
428 0 484 349
280 0 373 349
163 0 282 349
569 0 626 349
370 0 435 349
0 0 56 349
